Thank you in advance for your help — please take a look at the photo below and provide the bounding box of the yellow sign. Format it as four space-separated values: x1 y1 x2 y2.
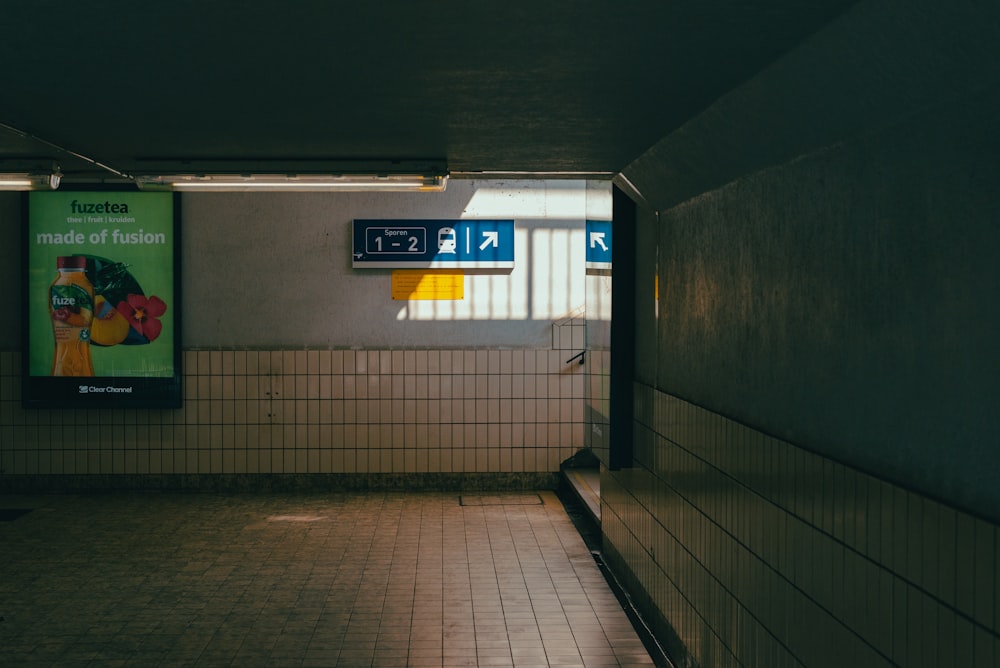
392 270 465 300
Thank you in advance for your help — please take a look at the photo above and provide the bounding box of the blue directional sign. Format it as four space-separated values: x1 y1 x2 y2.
586 220 612 270
353 219 515 269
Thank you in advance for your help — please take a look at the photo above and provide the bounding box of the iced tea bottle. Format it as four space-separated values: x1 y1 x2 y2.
49 255 95 376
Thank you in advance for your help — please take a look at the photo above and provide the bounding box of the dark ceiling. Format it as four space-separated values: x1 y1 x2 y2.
1 1 857 184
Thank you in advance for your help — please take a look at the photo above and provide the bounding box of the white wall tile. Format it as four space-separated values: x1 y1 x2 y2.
605 387 1000 668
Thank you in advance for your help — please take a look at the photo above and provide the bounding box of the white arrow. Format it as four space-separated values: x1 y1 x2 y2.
590 231 609 252
479 231 499 250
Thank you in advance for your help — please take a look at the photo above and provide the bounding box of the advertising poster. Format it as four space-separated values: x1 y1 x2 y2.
23 190 181 408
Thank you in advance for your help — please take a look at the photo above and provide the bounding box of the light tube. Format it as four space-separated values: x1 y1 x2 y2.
0 172 61 190
134 174 447 192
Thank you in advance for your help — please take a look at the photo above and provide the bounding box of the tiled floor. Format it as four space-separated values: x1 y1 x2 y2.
0 490 655 667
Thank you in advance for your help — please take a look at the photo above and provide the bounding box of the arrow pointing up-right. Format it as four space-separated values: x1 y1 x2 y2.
479 231 499 251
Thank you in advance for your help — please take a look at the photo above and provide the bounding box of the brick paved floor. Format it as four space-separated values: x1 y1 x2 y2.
0 490 654 667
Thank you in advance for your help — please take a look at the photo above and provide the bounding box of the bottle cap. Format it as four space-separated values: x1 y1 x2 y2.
56 256 87 269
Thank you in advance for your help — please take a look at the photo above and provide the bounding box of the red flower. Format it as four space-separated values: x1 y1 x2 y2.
117 294 167 342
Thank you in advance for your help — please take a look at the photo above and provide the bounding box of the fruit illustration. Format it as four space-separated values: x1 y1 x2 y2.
90 295 132 346
52 304 92 328
81 255 166 345
86 257 142 309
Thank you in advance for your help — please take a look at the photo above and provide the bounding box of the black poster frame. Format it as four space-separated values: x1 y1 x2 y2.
21 187 183 409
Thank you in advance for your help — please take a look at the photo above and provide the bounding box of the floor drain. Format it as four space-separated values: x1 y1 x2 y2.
459 493 543 506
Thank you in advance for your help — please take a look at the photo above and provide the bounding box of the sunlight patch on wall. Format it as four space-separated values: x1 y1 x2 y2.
398 181 596 322
399 226 586 322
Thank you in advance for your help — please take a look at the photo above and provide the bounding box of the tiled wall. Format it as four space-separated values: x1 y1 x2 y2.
583 349 611 463
582 268 612 465
602 382 1000 668
0 348 586 481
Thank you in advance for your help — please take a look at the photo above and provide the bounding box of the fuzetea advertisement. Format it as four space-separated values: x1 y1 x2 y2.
24 190 181 407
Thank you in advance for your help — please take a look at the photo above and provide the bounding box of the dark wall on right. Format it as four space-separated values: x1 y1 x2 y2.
656 95 999 520
623 0 1000 521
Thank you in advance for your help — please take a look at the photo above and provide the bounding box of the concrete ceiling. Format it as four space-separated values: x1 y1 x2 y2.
1 1 857 184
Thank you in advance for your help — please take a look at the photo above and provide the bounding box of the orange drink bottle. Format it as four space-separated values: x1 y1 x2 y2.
49 255 95 376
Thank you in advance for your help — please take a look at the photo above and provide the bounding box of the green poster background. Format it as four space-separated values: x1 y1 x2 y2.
27 191 176 378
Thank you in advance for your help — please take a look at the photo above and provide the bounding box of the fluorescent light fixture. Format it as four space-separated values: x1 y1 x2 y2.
134 173 447 192
0 171 61 190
